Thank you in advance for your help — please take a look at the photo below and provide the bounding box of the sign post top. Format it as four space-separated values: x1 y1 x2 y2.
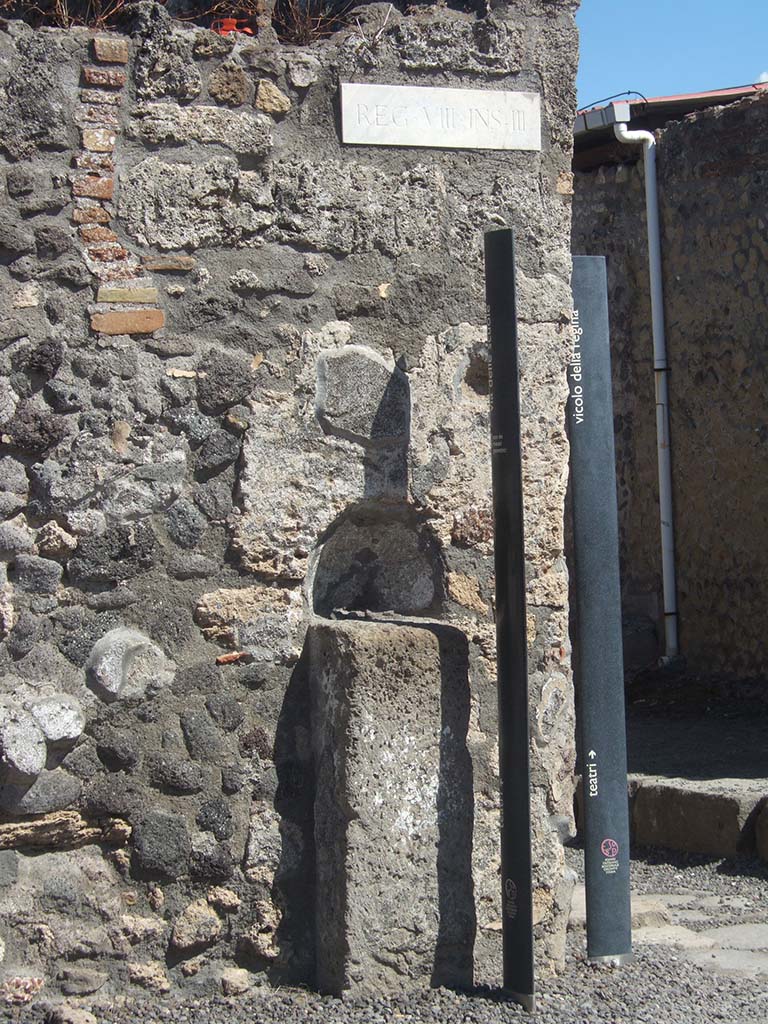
340 82 542 152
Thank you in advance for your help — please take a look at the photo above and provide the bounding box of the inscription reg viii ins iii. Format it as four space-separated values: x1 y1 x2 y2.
341 83 542 152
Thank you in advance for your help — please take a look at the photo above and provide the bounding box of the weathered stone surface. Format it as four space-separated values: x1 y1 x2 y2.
315 345 410 448
2 402 67 453
0 850 19 886
232 366 366 581
0 515 37 558
207 886 241 913
0 769 82 815
132 810 190 879
0 710 47 780
0 33 76 159
190 834 233 882
255 79 291 116
194 585 303 662
95 729 140 770
285 53 320 89
312 506 444 617
197 349 254 413
146 753 203 794
0 1 578 998
128 962 171 992
197 428 240 474
133 9 202 102
220 966 252 995
209 63 249 106
390 15 520 75
46 1007 99 1024
0 810 130 850
36 522 78 561
119 156 269 250
85 627 176 702
165 498 207 548
197 798 234 840
29 695 85 745
310 620 474 994
630 776 765 857
170 897 223 953
128 103 271 157
205 694 244 732
168 553 218 580
237 899 280 963
179 708 223 761
60 966 109 996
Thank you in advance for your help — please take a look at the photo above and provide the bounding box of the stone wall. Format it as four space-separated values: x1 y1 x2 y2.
572 93 768 678
0 1 579 1008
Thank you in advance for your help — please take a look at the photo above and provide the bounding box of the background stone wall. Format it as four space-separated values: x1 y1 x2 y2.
572 93 768 678
0 0 579 1006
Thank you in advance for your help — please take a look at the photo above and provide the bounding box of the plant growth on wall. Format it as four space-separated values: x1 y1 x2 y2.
0 0 355 39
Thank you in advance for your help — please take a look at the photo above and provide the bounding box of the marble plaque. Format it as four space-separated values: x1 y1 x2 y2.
340 82 541 152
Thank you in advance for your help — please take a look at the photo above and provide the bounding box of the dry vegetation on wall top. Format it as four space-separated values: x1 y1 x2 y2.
0 0 353 41
0 0 489 43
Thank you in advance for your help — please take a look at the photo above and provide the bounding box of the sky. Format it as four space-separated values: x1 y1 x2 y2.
576 0 768 110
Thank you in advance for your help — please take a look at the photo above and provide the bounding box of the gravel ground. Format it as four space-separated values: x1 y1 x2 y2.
4 844 766 1024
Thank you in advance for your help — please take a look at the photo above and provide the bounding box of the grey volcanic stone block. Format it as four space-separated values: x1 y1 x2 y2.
133 810 191 879
309 620 474 995
13 554 63 594
166 498 207 548
197 428 240 474
0 709 47 780
0 768 82 814
315 345 410 449
29 694 85 746
629 776 766 858
180 708 224 761
197 349 253 414
85 627 176 702
197 797 234 840
147 752 203 793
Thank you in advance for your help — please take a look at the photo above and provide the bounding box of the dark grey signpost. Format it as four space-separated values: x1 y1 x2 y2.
484 228 535 1011
569 255 632 964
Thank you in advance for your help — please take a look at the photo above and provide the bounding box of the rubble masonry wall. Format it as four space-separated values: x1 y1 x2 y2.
0 1 579 1005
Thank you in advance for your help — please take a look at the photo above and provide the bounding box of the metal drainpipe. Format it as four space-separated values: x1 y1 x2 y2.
613 122 679 660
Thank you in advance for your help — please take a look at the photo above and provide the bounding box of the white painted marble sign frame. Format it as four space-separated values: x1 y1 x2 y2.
340 82 542 152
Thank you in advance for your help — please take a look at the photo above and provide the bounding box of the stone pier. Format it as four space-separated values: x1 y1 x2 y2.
310 620 475 995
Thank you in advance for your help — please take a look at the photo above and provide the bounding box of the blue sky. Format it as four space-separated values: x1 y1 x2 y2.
576 1 768 109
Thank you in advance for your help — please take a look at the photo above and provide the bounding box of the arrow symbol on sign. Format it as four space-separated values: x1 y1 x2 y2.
588 750 597 759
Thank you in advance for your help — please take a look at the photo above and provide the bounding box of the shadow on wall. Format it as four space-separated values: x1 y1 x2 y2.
312 503 446 619
429 622 476 990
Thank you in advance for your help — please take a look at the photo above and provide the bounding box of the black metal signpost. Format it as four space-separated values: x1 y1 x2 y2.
569 256 632 964
484 228 535 1011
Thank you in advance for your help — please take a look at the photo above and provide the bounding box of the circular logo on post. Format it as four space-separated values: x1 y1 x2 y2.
600 838 619 858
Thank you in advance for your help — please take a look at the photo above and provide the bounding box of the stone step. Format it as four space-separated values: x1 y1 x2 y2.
576 774 768 860
628 775 768 859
